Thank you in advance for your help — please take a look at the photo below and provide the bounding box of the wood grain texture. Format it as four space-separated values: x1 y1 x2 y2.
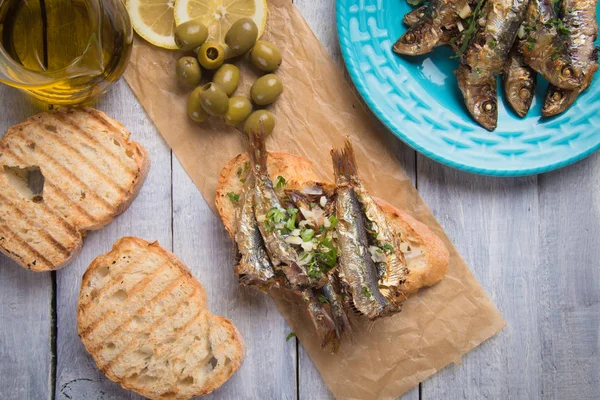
54 81 172 400
0 85 53 400
172 156 297 399
417 152 600 400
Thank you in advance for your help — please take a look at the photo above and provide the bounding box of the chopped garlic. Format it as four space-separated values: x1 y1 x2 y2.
399 242 409 253
257 215 266 222
369 246 387 263
298 252 313 266
301 241 315 252
301 185 323 195
458 3 471 19
291 229 301 236
320 196 327 207
323 217 331 228
285 236 304 245
299 220 309 228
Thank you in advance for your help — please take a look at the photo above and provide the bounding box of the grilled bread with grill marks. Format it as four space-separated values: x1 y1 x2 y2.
216 152 448 299
78 237 245 400
0 107 149 271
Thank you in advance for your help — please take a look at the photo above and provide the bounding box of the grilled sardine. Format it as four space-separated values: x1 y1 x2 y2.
503 45 537 117
455 0 530 130
331 142 397 320
543 0 598 116
233 173 279 290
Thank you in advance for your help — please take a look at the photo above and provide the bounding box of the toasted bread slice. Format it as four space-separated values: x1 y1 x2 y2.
0 107 149 271
78 237 245 400
216 152 448 299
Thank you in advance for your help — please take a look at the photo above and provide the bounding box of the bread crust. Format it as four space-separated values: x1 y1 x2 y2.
0 107 150 271
78 237 245 400
215 152 448 298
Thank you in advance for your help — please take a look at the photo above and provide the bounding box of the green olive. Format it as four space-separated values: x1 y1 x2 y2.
224 18 258 57
176 56 202 88
187 87 210 123
223 96 253 126
197 82 229 116
213 64 241 96
197 41 226 70
174 19 208 51
250 74 283 106
243 110 275 136
250 41 282 72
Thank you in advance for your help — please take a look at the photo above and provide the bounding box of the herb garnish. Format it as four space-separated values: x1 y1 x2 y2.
451 0 486 58
227 192 239 204
286 332 296 341
381 243 394 253
275 175 286 189
362 287 372 298
318 295 330 304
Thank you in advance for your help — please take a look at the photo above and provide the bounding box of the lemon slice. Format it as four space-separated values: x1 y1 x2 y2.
173 0 267 44
127 0 179 49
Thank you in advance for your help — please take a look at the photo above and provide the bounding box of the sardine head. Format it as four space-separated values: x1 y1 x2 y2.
506 78 535 118
550 61 581 90
456 70 498 130
393 23 440 56
542 87 575 117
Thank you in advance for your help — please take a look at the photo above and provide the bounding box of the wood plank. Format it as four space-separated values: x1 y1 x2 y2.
536 153 600 399
293 1 419 398
0 86 53 400
54 81 172 400
171 156 297 399
417 156 543 399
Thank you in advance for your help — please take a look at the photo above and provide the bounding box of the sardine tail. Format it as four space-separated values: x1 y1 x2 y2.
248 128 268 176
330 138 358 184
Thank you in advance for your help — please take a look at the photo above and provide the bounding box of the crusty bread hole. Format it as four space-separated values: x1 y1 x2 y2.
112 289 127 302
3 165 45 200
96 266 110 277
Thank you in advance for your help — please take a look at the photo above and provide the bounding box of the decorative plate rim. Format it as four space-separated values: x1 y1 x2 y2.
335 0 600 177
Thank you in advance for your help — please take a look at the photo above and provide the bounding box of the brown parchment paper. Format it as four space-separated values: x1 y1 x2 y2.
124 1 506 398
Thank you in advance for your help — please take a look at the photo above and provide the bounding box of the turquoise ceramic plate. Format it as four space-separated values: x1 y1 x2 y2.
336 0 600 176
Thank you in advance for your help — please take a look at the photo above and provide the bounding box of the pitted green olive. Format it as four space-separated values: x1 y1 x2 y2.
250 41 282 72
175 19 208 51
225 18 259 57
197 41 225 70
243 110 275 136
176 56 202 88
213 64 241 96
250 74 283 106
198 82 229 116
223 96 253 126
187 87 210 123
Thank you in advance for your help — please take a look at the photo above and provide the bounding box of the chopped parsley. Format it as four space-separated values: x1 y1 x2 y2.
318 295 330 304
362 287 372 298
286 332 296 341
451 0 486 58
307 264 322 279
275 175 286 189
236 167 242 177
301 228 315 242
226 192 239 204
488 39 497 49
381 243 394 253
545 18 571 35
266 207 285 223
328 215 338 229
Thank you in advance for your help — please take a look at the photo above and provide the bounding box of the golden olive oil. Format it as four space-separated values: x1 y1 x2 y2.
0 0 132 104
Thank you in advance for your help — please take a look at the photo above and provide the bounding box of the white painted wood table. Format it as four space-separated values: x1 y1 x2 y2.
1 2 599 399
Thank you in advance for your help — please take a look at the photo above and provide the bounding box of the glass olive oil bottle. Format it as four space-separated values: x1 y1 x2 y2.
0 0 133 105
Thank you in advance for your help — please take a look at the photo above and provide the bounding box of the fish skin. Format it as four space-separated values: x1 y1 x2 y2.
520 0 581 90
455 0 530 130
543 0 598 116
394 0 471 55
331 142 397 320
233 173 279 290
301 289 338 350
503 45 537 117
320 274 353 346
248 131 322 289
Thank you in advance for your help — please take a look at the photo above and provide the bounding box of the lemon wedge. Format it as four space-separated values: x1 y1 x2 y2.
127 0 179 49
173 0 267 44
